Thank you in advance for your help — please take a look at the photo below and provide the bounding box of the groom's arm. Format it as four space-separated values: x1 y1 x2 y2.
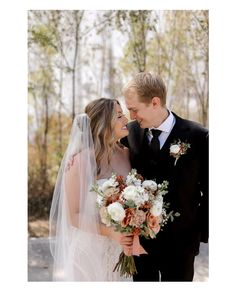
120 136 129 148
199 131 209 243
120 120 143 151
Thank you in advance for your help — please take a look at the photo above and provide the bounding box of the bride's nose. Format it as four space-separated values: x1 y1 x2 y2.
123 116 128 124
130 110 137 120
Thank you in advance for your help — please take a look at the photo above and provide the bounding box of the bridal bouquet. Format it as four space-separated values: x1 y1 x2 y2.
91 169 179 278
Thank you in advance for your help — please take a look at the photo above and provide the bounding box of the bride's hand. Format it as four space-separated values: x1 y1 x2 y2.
109 229 134 256
120 233 134 256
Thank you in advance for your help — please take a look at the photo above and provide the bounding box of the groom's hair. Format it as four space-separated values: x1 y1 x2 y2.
123 72 167 106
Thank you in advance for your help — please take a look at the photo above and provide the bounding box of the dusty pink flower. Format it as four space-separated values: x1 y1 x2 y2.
103 187 120 197
121 208 135 227
147 213 161 234
130 210 146 227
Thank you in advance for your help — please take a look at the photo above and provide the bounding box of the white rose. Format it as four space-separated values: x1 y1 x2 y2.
122 185 139 201
137 186 148 201
135 192 149 206
125 174 135 185
107 202 125 222
126 174 141 186
101 178 118 192
103 187 119 197
99 207 111 226
156 195 163 203
142 180 158 191
150 201 163 217
170 144 181 154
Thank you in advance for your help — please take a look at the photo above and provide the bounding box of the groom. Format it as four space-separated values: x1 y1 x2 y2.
121 72 208 281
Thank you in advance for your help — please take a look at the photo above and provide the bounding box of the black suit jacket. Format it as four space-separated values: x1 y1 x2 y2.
121 113 208 255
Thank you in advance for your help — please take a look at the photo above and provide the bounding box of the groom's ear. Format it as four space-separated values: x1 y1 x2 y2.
151 97 161 108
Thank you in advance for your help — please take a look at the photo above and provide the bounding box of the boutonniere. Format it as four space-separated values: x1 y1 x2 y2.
170 140 191 166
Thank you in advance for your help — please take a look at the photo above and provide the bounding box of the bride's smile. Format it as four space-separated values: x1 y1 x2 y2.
114 103 129 139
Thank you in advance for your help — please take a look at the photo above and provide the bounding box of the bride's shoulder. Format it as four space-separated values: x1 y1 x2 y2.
65 148 95 172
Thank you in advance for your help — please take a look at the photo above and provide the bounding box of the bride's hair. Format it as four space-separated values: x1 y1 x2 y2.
85 98 120 175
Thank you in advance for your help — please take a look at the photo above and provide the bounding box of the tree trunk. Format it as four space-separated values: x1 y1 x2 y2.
72 11 84 121
41 81 49 192
58 61 63 159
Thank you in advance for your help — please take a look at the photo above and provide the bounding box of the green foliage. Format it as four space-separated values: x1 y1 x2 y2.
124 199 136 208
28 113 72 218
28 10 209 222
30 25 58 54
116 10 153 73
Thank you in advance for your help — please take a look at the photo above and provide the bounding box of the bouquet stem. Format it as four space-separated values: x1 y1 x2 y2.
113 252 137 278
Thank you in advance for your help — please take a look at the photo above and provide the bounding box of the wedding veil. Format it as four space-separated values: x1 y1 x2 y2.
49 114 106 281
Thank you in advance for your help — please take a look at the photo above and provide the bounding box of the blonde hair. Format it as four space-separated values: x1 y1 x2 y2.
123 72 167 105
85 98 119 174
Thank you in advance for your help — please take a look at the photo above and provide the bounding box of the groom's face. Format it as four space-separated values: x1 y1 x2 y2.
124 88 155 128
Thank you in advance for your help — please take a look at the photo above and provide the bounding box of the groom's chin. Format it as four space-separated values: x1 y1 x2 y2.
138 121 146 129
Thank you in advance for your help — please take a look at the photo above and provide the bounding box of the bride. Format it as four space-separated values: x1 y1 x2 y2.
49 98 133 281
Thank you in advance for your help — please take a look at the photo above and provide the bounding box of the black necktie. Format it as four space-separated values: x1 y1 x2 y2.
149 129 162 155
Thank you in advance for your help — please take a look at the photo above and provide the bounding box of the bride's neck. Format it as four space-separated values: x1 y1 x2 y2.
97 143 121 178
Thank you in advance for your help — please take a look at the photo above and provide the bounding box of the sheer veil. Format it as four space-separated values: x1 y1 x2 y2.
49 114 106 281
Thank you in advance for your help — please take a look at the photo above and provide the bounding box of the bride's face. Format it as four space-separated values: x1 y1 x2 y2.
113 104 129 140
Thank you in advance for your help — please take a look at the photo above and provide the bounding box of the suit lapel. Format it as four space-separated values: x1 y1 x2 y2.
127 121 146 154
128 113 189 158
160 112 189 154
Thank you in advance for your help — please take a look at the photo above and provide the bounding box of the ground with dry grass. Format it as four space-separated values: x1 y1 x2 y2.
28 219 49 238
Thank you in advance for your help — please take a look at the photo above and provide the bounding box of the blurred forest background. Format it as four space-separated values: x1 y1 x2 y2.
28 10 208 237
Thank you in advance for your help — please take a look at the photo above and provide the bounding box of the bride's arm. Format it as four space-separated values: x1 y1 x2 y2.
64 154 81 228
64 153 133 252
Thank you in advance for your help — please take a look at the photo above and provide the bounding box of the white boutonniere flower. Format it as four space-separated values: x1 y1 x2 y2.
170 140 191 166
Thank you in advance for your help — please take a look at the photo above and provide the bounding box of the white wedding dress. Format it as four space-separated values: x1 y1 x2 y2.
53 178 132 281
73 178 132 281
63 225 125 281
50 114 132 281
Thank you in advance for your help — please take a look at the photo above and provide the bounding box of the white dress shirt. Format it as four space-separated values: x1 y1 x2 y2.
147 111 176 149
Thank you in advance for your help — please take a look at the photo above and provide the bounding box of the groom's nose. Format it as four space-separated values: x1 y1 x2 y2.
130 111 137 120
